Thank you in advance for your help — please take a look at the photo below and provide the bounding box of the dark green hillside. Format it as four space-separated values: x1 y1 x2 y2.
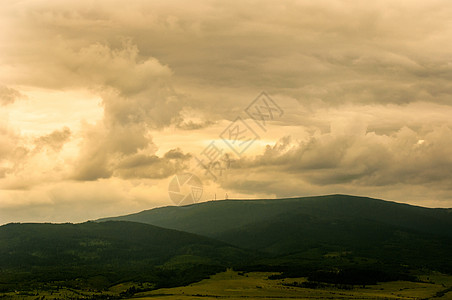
99 195 452 275
98 195 452 239
0 221 249 292
2 195 451 294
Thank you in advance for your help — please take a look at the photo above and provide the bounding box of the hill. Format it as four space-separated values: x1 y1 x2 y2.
0 221 249 293
99 195 452 277
2 194 452 295
98 194 452 243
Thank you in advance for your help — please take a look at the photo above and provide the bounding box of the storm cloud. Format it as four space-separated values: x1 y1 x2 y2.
1 0 452 224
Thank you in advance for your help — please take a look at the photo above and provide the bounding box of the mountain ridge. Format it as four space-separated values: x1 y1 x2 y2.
97 194 452 239
2 194 452 294
97 194 452 273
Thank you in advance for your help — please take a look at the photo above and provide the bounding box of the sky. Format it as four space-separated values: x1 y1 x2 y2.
1 0 452 224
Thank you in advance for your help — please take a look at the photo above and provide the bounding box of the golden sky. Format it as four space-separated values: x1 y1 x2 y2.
1 0 452 224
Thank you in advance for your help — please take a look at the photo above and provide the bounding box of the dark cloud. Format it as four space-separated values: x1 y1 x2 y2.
1 0 452 223
0 125 18 162
115 149 191 179
0 124 29 181
176 120 215 130
72 109 191 181
3 1 452 110
0 85 25 106
71 121 151 181
226 123 452 196
34 127 71 152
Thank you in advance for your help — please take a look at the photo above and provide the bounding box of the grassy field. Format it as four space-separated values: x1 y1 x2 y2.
1 270 451 299
132 269 452 300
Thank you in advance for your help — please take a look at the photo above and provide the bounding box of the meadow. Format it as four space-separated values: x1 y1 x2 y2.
133 269 452 300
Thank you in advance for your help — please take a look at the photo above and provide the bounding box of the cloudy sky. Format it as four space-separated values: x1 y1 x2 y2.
1 0 452 224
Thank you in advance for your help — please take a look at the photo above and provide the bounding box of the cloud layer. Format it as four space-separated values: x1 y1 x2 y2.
1 0 452 224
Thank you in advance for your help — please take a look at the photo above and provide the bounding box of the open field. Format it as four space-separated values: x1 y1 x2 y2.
1 270 451 299
132 269 452 300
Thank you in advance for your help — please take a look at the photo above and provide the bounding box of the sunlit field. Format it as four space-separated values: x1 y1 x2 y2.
134 270 452 300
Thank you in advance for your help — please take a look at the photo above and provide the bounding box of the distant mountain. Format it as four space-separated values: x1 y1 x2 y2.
0 221 249 292
99 195 452 273
98 194 452 240
2 195 452 293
